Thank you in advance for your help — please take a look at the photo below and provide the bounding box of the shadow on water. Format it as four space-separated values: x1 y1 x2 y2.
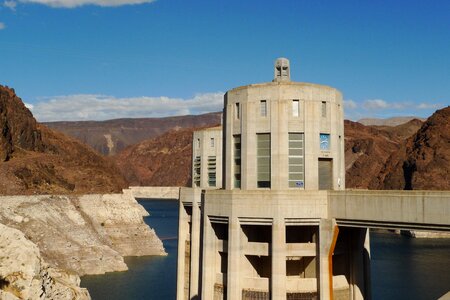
82 200 450 300
81 199 179 300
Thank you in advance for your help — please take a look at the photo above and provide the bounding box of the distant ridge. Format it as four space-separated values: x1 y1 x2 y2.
45 112 222 156
358 116 426 127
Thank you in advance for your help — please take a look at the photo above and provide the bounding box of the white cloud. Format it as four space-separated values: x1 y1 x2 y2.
4 0 17 10
344 99 357 110
363 99 389 110
416 103 444 110
24 103 34 110
0 22 5 30
31 92 224 122
18 0 155 8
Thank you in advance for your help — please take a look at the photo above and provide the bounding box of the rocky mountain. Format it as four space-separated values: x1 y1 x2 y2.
371 106 450 190
344 118 424 189
358 116 426 127
113 126 214 186
344 120 402 189
44 112 222 156
0 85 128 195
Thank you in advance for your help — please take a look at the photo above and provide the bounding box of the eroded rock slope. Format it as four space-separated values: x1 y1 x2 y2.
0 194 166 276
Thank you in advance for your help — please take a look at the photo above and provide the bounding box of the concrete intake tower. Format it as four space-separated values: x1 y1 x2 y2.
178 58 370 300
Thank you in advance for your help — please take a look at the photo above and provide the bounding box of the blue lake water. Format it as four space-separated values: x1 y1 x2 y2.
81 199 450 300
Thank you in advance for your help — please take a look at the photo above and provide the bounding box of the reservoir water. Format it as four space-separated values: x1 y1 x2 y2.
81 199 450 300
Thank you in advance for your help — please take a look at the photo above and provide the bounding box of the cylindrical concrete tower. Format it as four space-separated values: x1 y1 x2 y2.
223 58 345 191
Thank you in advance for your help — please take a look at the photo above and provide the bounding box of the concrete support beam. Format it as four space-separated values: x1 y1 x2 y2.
189 201 201 299
227 217 242 300
176 201 189 300
319 218 338 300
350 228 371 300
271 218 286 299
201 216 215 299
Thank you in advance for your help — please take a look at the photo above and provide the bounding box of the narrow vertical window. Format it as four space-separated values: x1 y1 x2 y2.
233 135 241 188
292 100 299 117
197 138 200 149
257 133 271 188
289 133 304 188
207 156 216 187
235 103 240 120
260 100 267 117
321 101 327 118
210 138 214 147
193 156 201 187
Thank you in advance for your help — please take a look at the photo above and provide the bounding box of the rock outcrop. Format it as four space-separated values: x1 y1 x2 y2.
0 193 165 276
0 223 90 300
372 106 450 190
0 85 128 195
0 86 44 162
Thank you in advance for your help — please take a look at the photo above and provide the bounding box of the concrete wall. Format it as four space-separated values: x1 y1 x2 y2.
125 186 180 200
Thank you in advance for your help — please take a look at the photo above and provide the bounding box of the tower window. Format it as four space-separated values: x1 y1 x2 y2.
288 133 305 188
292 100 299 117
193 156 201 187
260 100 267 117
197 138 200 149
210 138 214 147
207 156 216 187
235 103 240 120
321 101 327 118
233 135 241 188
257 133 271 188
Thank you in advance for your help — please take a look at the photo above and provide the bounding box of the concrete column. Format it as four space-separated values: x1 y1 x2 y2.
176 201 189 300
227 217 241 300
189 200 201 299
350 228 371 300
271 218 286 299
319 218 339 300
201 216 216 299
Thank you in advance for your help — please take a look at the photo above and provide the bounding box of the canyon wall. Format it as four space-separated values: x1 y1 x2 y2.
0 193 166 276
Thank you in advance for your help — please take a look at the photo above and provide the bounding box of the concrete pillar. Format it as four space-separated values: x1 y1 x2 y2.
189 200 201 299
176 201 189 300
350 228 371 300
201 216 216 299
271 218 286 299
227 216 241 300
319 218 339 300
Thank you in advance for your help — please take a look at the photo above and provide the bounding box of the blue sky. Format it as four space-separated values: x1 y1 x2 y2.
0 0 449 121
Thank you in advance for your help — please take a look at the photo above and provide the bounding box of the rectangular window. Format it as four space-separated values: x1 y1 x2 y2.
257 133 271 188
292 100 299 117
235 103 240 120
233 135 241 188
210 138 214 147
197 138 200 149
320 133 330 151
289 133 305 188
193 156 201 187
260 100 267 117
321 101 327 118
207 156 216 187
